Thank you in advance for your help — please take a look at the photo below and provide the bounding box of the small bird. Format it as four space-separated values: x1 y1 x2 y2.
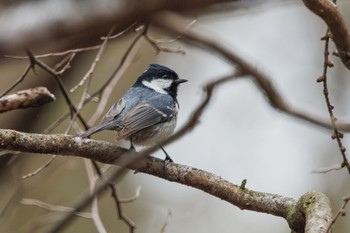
79 64 187 163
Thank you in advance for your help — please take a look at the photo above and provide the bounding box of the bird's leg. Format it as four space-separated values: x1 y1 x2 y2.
130 136 139 174
160 146 173 168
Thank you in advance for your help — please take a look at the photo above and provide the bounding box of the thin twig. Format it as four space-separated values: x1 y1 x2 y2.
22 155 57 179
5 45 100 59
67 27 114 135
326 195 350 233
0 64 32 98
84 159 108 233
56 53 76 74
89 160 136 232
100 22 136 40
143 20 196 55
318 28 350 173
21 198 92 218
119 186 141 203
109 181 137 232
87 29 144 125
70 27 114 93
25 50 88 129
160 210 172 233
311 163 343 173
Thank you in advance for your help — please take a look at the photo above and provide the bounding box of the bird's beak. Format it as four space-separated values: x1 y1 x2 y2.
175 78 188 84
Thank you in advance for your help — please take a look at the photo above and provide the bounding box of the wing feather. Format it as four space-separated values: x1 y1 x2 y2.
116 103 167 139
102 98 126 123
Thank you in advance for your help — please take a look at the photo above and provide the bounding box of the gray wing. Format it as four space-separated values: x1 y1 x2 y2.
78 98 126 138
116 103 168 139
102 98 126 123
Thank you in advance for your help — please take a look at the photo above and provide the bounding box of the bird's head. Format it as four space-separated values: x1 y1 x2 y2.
136 64 187 99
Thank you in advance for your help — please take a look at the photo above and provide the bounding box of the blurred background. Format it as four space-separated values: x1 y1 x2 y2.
1 1 350 232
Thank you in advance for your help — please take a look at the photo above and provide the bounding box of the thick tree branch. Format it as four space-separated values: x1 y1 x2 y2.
0 87 55 113
0 71 334 232
0 129 332 233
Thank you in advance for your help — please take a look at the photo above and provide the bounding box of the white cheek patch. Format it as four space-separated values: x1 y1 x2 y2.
142 79 173 94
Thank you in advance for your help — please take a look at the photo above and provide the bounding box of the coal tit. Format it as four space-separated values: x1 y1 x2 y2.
79 64 187 163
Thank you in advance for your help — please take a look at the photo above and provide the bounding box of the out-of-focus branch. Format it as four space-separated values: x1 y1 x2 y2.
0 0 239 54
302 0 350 70
0 129 332 233
149 11 350 132
0 87 55 113
20 198 92 219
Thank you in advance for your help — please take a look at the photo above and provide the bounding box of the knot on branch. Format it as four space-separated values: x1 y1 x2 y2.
287 192 333 233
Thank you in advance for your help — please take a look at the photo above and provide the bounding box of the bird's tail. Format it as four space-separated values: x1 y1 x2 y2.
78 124 107 138
79 125 103 138
78 120 119 138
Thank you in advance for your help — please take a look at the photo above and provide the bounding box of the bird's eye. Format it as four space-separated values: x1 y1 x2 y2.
162 75 168 79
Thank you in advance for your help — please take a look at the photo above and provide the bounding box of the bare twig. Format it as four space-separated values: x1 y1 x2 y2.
317 27 350 173
70 27 114 93
22 155 57 179
119 186 141 203
108 181 137 232
0 64 32 97
25 50 88 129
89 160 137 233
143 20 196 55
0 87 55 113
100 22 136 40
56 53 76 74
326 195 350 233
160 210 172 233
21 198 92 219
84 159 108 233
5 46 101 59
311 163 343 173
144 32 186 55
67 27 114 134
87 29 143 125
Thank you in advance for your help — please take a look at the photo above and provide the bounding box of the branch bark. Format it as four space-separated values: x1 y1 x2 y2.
0 129 333 233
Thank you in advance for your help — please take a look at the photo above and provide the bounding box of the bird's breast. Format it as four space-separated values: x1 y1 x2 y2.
130 116 177 146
